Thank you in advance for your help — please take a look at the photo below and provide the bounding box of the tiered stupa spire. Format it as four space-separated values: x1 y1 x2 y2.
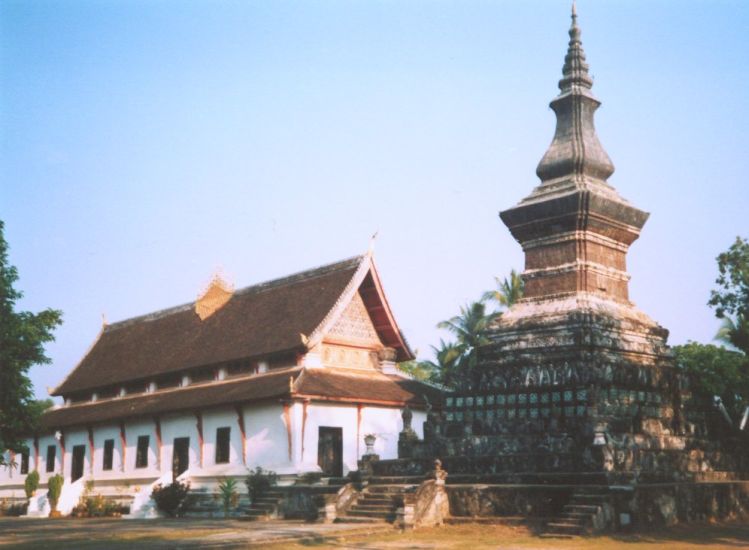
500 4 649 305
532 3 615 200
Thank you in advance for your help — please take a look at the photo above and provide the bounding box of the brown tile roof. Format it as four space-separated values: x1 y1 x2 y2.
41 367 441 429
54 256 366 396
42 367 302 430
294 369 443 407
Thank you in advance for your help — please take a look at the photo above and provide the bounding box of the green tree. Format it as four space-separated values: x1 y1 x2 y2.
436 301 500 390
708 236 749 354
0 221 62 466
483 269 524 311
397 359 439 383
715 313 749 357
409 339 464 387
673 342 749 421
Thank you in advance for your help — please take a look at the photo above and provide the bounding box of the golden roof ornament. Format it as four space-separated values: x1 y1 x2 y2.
195 271 234 320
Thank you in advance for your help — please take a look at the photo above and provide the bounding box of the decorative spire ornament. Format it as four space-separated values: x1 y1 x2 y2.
533 2 615 198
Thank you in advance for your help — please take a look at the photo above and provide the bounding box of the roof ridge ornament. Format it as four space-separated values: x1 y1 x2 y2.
195 270 234 320
531 2 617 199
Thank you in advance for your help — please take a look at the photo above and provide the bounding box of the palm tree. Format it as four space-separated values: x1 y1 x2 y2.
716 313 749 356
436 301 500 390
419 339 464 387
483 269 524 310
437 301 499 352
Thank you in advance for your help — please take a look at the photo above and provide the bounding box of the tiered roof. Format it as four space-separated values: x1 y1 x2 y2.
43 254 433 430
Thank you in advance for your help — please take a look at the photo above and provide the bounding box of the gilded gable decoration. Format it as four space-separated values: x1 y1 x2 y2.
195 274 234 320
327 292 381 345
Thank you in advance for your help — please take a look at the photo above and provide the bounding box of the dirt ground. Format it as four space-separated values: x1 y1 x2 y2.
1 517 748 549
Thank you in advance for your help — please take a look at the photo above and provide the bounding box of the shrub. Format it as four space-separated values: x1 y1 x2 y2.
71 493 127 518
245 467 277 503
151 480 191 517
47 474 64 513
24 471 40 499
70 480 127 518
217 477 239 517
0 501 28 517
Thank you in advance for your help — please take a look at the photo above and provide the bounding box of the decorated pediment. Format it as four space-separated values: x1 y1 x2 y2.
195 275 234 320
326 291 381 346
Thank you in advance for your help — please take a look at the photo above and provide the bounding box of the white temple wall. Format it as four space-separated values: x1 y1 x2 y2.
0 400 426 504
160 414 200 474
123 420 160 479
244 402 293 474
37 434 58 484
202 408 245 475
61 428 88 480
92 425 123 478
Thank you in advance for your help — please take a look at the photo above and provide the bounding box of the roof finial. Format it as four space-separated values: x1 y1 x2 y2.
368 230 379 256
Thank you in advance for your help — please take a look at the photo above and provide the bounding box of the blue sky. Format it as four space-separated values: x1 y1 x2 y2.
1 1 747 401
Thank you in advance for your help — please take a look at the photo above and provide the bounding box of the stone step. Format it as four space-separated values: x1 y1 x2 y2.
564 504 600 513
357 498 395 506
546 522 584 534
560 511 592 519
350 504 394 513
369 476 424 484
334 515 386 524
346 509 395 519
365 485 413 494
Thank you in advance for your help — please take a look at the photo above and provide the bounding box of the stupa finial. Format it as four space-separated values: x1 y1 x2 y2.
534 4 614 188
559 0 592 92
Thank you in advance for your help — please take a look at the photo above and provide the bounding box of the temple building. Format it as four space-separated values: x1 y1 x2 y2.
0 253 440 516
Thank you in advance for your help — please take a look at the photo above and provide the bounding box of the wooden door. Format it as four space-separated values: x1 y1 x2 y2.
172 437 190 480
71 445 85 482
317 427 343 477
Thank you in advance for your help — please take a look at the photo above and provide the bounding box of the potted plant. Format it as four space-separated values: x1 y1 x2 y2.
47 474 64 517
24 470 40 500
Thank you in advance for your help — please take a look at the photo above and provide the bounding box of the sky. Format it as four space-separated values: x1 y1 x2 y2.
1 1 747 402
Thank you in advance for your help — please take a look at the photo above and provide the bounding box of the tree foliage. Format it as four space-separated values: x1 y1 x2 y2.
708 236 749 355
673 342 749 420
410 270 524 391
483 269 525 310
0 221 63 465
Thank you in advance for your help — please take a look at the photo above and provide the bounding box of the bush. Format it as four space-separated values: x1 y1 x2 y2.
71 493 127 518
0 500 28 517
245 467 277 503
24 471 40 499
151 480 191 517
47 474 64 512
70 480 127 518
217 477 239 517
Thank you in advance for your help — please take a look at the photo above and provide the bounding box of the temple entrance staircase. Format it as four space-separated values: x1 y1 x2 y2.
244 489 285 521
544 487 612 536
336 475 420 524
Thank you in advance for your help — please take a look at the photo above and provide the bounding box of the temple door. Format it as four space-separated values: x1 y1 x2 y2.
71 445 86 482
317 427 343 477
172 437 190 480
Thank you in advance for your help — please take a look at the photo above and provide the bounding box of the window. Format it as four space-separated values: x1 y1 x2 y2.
20 451 29 474
215 427 231 464
135 436 150 468
46 445 56 473
103 439 114 471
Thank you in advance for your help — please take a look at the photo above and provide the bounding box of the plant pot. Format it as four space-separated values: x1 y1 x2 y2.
49 510 62 518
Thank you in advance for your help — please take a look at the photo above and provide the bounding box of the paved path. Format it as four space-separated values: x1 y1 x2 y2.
0 517 393 549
